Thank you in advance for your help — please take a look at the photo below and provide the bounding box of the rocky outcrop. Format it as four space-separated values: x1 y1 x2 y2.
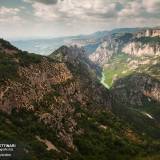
0 38 20 55
136 29 160 38
120 29 160 57
88 29 160 65
0 40 111 150
111 73 160 106
50 45 102 77
89 33 133 65
122 42 160 56
89 41 114 65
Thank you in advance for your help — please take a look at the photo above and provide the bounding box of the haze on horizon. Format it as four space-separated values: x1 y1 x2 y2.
0 0 160 40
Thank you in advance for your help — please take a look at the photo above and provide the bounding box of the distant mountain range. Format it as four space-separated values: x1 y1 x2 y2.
11 27 144 55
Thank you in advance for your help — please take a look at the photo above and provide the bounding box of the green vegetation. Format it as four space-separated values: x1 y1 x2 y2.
0 38 18 51
134 36 160 45
133 98 160 123
70 111 160 160
0 45 42 85
0 109 66 160
1 101 160 160
102 50 160 147
102 53 133 87
18 51 42 66
112 101 160 139
0 52 19 84
0 38 160 160
112 33 133 43
102 52 160 88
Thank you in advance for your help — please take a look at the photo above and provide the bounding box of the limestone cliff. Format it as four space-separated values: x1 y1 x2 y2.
89 41 114 65
122 41 160 56
119 29 160 57
136 29 160 38
88 29 160 65
89 33 133 65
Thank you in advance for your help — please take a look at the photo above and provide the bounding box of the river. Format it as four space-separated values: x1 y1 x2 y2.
100 71 110 89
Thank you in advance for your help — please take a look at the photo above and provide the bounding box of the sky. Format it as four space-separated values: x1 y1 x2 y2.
0 0 160 40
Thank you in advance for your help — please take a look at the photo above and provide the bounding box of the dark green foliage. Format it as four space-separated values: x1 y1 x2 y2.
148 63 160 75
134 36 160 45
70 112 160 160
18 51 42 66
1 105 160 160
0 109 65 160
0 52 19 84
0 38 19 51
0 99 160 160
0 43 42 85
112 101 160 139
113 33 133 43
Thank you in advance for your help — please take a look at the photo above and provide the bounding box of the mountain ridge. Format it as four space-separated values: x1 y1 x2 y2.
11 27 146 55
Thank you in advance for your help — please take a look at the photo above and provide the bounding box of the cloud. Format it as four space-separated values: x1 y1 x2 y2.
142 0 160 13
118 0 160 19
30 0 120 21
32 2 58 20
118 1 143 17
0 6 20 15
29 0 160 23
0 6 21 23
24 0 59 5
1 0 160 39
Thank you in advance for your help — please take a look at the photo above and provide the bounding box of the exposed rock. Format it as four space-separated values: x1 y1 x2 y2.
0 40 111 150
136 29 160 38
89 33 133 65
111 73 160 106
36 136 60 152
88 29 160 65
89 41 114 65
122 42 160 56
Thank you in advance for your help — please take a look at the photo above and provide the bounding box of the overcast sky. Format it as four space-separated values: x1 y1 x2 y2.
0 0 160 40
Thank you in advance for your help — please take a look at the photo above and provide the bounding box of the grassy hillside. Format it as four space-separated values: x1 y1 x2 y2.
102 53 134 87
102 53 160 88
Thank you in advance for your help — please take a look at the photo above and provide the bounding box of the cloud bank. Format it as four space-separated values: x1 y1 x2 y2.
0 0 160 39
24 0 59 5
27 0 160 21
0 6 21 23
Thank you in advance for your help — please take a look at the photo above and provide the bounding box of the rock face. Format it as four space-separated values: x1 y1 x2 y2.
88 28 160 65
89 33 133 65
111 73 160 106
0 39 111 150
122 42 160 56
136 29 160 38
89 41 114 65
116 29 160 57
50 45 102 77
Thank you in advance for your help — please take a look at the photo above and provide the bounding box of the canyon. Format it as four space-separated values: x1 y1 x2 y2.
0 27 160 160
